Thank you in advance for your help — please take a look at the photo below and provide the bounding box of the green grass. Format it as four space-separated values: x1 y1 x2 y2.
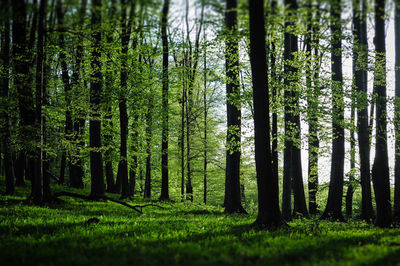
1 183 400 265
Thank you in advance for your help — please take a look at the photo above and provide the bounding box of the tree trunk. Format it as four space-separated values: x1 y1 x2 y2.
249 0 283 228
345 96 356 218
224 0 246 214
203 30 208 205
103 0 116 193
394 0 400 223
144 97 154 199
307 0 320 215
119 0 131 199
270 0 279 206
160 0 170 201
321 0 345 221
181 83 185 202
352 0 375 222
56 0 72 186
69 0 87 189
1 0 15 195
372 0 392 228
36 0 50 203
12 0 37 201
89 0 105 199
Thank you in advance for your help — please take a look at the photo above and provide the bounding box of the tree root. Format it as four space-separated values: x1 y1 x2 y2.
53 191 165 214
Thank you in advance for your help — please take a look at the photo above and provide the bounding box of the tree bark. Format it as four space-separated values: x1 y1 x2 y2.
249 0 283 228
1 0 15 195
12 0 37 201
89 0 105 199
160 0 170 201
321 0 345 221
224 0 246 214
69 0 87 189
372 0 392 228
394 0 400 223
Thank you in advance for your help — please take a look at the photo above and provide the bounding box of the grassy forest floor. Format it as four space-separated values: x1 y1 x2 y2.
1 180 400 265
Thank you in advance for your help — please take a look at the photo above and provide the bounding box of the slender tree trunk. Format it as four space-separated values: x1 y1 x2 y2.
181 82 185 202
321 0 345 221
307 0 320 215
104 0 116 193
144 97 154 199
394 0 400 223
224 0 246 214
128 114 138 197
56 0 72 186
203 31 208 205
270 0 279 202
249 0 283 228
12 0 37 201
160 0 170 200
372 0 392 228
119 0 131 199
69 0 87 189
1 0 15 195
346 98 356 218
14 153 26 185
89 0 105 199
352 0 375 222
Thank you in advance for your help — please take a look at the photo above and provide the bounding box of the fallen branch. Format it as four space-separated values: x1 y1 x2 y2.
53 191 165 214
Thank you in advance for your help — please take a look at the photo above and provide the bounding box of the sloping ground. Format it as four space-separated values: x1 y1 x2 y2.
1 182 400 265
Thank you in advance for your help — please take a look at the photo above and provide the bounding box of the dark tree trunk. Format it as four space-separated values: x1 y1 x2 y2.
249 0 283 228
321 0 345 221
12 0 37 201
14 153 26 185
1 0 15 195
69 0 87 189
119 0 131 199
36 0 50 203
89 0 105 199
306 0 320 215
160 0 170 201
181 84 185 202
282 0 293 220
128 115 138 197
103 0 116 193
372 0 392 228
203 31 208 205
353 0 374 222
144 97 154 199
394 0 400 223
224 0 246 214
270 0 279 205
283 0 308 219
56 0 72 186
345 98 356 218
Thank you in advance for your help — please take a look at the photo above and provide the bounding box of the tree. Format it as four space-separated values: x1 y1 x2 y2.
353 0 374 222
224 0 246 214
371 0 392 228
118 0 134 199
394 0 400 223
249 0 283 228
160 0 170 201
321 0 345 221
35 0 50 202
282 0 308 219
1 0 15 195
89 0 105 199
57 0 72 186
12 0 37 201
69 0 87 189
306 0 321 215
